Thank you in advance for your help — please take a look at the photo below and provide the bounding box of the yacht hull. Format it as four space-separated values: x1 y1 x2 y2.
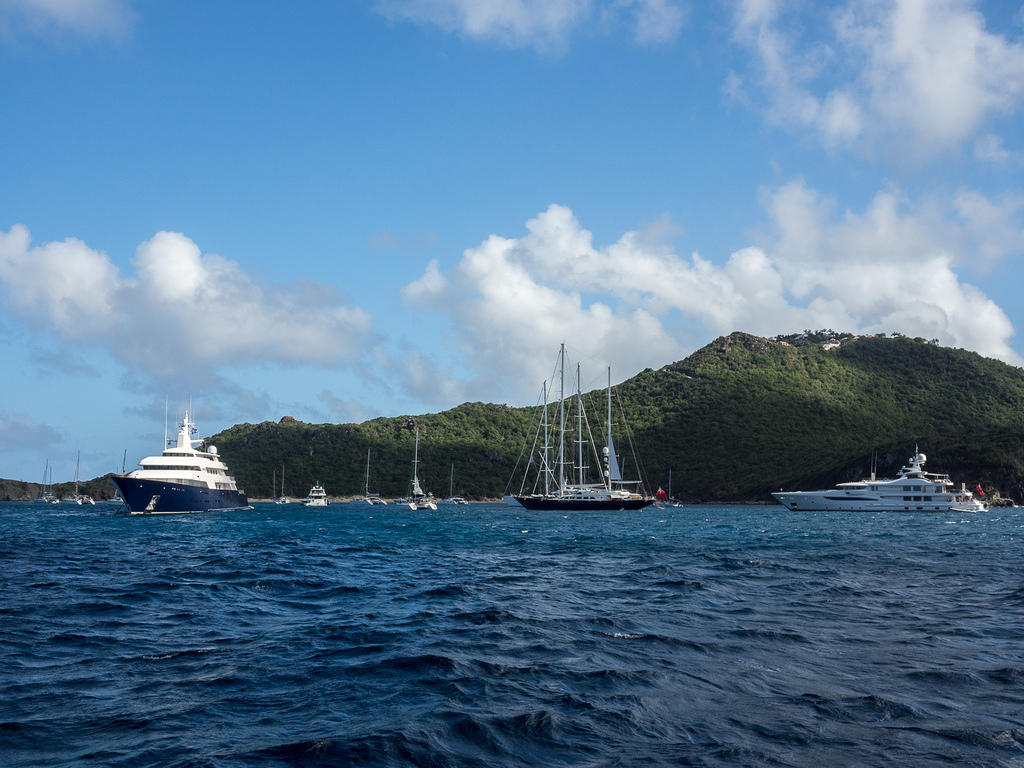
772 491 985 513
111 476 250 515
513 495 652 511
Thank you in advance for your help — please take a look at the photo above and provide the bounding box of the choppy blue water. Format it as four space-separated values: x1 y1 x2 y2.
1 501 1023 767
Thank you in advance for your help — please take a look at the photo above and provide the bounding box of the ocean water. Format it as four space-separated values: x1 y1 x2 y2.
1 502 1023 767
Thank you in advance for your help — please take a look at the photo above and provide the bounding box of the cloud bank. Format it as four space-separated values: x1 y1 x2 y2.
0 225 373 382
405 184 1022 401
0 412 62 454
0 0 133 39
374 0 687 50
730 0 1024 156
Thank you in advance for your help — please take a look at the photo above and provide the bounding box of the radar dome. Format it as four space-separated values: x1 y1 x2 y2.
209 445 218 455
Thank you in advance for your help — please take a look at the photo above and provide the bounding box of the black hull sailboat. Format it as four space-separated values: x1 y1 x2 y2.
510 345 654 512
514 493 652 511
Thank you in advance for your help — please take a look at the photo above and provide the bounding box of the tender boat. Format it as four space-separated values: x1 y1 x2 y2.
110 411 250 515
772 450 986 512
303 484 328 506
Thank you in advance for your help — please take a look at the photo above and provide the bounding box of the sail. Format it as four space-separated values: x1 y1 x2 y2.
607 434 622 482
412 475 423 496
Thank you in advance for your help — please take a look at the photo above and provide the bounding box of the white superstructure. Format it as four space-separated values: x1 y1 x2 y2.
772 451 986 513
112 411 250 514
303 484 328 506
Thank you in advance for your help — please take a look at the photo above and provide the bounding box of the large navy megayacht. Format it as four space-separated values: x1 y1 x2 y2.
111 411 251 514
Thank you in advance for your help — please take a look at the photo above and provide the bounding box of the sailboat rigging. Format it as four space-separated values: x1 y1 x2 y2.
407 428 437 510
512 346 653 511
443 463 468 504
364 448 386 505
274 463 290 504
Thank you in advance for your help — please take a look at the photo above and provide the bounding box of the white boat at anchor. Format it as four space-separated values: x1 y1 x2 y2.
363 448 386 505
442 463 468 504
303 484 329 507
406 428 437 510
772 450 986 513
273 464 291 504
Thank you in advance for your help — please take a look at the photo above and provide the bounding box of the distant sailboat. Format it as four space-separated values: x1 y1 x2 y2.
443 463 468 504
38 460 58 504
74 451 95 504
364 449 386 505
274 464 290 504
407 428 437 510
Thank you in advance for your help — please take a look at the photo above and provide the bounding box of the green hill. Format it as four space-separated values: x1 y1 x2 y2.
205 332 1024 503
6 331 1023 503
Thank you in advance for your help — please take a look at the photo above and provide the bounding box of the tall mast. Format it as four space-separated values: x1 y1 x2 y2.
605 366 621 490
607 367 612 491
75 451 80 496
558 343 566 496
411 428 420 497
577 361 584 488
365 448 371 495
542 380 550 496
449 463 454 498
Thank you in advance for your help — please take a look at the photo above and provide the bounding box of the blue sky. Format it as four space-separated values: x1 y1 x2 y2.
2 0 1023 482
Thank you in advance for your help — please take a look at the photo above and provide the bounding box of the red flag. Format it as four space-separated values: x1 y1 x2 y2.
656 487 667 501
975 484 986 498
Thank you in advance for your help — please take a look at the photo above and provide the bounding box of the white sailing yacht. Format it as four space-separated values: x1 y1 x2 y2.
407 428 437 510
443 463 468 504
363 448 386 505
73 451 95 504
274 464 290 504
38 460 58 504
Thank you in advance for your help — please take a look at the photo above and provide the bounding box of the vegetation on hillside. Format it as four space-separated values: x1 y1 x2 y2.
5 332 1023 502
206 332 1024 502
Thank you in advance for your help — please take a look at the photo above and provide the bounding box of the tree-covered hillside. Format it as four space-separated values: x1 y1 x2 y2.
5 332 1023 502
206 332 1024 502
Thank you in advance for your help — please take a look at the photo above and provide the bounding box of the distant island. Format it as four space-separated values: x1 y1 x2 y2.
5 331 1024 503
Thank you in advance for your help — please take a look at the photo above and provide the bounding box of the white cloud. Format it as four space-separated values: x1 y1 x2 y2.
403 258 447 301
731 0 1024 155
0 224 122 336
317 391 376 424
404 189 1023 402
374 0 686 50
0 225 374 381
973 133 1017 164
762 180 1021 361
0 0 133 39
0 412 61 453
620 0 687 44
953 189 1024 270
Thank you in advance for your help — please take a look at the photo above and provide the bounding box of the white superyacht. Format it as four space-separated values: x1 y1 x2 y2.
772 450 985 513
